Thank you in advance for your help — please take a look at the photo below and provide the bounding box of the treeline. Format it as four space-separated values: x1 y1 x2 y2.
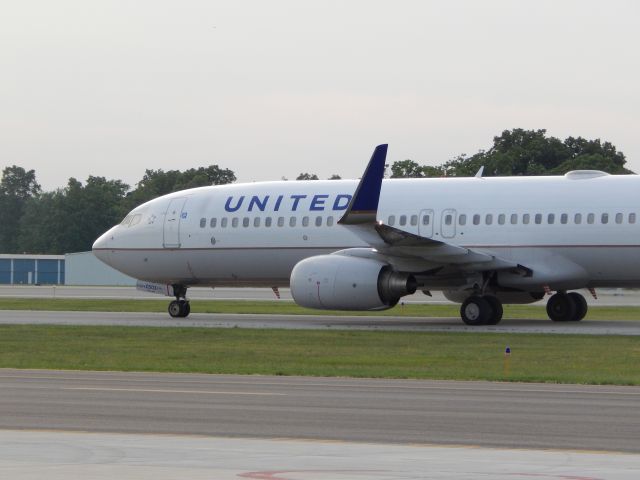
390 129 630 178
0 129 631 255
0 166 236 255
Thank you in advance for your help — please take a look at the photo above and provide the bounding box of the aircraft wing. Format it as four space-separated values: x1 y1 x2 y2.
338 145 530 274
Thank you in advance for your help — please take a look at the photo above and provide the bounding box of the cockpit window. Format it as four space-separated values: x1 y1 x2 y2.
130 214 142 226
121 215 132 225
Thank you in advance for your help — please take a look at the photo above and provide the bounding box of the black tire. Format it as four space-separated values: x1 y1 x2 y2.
460 296 492 326
546 293 576 322
168 300 182 318
567 292 588 321
179 300 191 318
483 296 503 325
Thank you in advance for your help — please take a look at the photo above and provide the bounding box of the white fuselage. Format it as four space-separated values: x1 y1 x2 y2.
93 173 640 290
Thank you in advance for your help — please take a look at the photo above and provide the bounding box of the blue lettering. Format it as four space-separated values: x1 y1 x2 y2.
274 195 283 212
248 195 270 212
333 194 352 211
225 195 245 212
290 194 307 211
310 194 329 211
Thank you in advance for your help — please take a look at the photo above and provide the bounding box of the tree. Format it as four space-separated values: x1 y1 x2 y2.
328 174 342 180
0 166 41 252
390 160 425 178
296 173 319 180
18 177 129 254
123 165 236 211
390 129 633 178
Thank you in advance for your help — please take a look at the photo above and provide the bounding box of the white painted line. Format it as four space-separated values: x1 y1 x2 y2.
64 387 286 396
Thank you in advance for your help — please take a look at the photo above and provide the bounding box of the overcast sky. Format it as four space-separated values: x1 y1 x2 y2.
1 0 639 191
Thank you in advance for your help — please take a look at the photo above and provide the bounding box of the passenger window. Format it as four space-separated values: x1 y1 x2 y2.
574 213 582 224
327 216 334 226
523 214 530 225
459 214 467 226
388 215 396 226
534 214 542 225
510 214 517 225
221 218 228 228
278 217 285 227
498 214 505 225
473 214 480 225
254 217 260 227
399 215 407 226
547 213 555 224
422 215 430 226
445 214 452 226
630 213 636 224
560 214 568 224
243 217 250 227
302 216 309 227
315 216 322 227
601 213 609 224
210 218 217 228
289 217 296 227
410 215 418 226
232 218 239 228
587 213 595 224
485 214 493 225
200 218 206 228
265 217 272 227
616 213 623 224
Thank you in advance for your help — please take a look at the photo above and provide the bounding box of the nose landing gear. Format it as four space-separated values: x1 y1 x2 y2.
168 284 190 318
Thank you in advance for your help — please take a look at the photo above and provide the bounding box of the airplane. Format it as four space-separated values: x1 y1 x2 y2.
93 144 639 325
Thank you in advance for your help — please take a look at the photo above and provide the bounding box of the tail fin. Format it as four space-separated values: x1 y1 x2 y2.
338 144 387 225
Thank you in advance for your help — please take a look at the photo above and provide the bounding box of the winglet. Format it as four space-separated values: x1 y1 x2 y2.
338 144 388 225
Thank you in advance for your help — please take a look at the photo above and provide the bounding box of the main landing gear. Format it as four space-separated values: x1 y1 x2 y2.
168 284 191 318
460 295 503 326
546 291 587 322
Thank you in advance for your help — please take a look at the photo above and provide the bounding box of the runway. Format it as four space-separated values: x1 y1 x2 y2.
2 309 640 334
1 369 639 452
1 370 639 479
2 284 640 305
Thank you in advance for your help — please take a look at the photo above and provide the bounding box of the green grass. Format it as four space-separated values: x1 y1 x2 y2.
1 298 640 320
1 325 639 385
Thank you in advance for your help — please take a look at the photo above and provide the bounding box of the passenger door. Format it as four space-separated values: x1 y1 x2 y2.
163 197 187 248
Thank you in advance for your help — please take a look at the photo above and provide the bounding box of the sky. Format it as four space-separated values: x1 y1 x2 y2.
1 0 639 191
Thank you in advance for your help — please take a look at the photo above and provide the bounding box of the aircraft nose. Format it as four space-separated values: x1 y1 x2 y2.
92 230 113 265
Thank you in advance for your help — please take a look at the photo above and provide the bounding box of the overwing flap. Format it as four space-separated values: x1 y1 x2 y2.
374 224 518 270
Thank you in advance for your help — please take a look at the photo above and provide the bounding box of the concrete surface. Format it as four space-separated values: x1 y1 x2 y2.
1 309 640 334
1 429 639 480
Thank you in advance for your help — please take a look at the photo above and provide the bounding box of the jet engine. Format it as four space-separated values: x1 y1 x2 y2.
290 255 417 310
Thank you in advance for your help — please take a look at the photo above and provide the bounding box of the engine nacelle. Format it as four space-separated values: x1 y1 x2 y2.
443 290 544 305
290 255 417 310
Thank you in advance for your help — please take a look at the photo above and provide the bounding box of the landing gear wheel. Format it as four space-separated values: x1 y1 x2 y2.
567 292 588 321
179 299 191 317
546 293 576 322
483 296 504 325
168 300 191 318
461 296 492 326
168 300 182 318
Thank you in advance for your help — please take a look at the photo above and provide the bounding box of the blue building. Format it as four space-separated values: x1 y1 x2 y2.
0 254 65 285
